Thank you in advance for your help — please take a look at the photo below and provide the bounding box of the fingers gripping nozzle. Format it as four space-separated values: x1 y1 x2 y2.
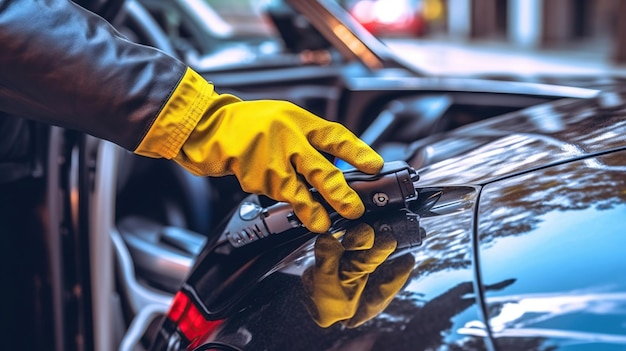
224 161 419 247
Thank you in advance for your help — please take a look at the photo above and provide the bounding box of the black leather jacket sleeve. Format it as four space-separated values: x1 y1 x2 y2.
0 0 187 150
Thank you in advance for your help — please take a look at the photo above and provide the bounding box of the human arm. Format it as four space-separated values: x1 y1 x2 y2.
0 0 383 232
0 0 185 150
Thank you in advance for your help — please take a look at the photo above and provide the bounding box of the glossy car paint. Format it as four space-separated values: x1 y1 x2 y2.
478 153 626 351
191 189 490 350
188 91 626 350
412 92 626 185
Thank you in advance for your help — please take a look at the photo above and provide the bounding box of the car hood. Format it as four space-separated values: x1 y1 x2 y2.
409 90 626 186
189 91 626 350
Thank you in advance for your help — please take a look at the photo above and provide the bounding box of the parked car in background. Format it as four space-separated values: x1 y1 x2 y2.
12 0 626 350
343 0 429 37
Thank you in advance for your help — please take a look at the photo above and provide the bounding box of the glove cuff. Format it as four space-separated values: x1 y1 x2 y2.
134 67 215 159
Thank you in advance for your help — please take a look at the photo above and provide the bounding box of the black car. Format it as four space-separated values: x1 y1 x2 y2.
6 0 624 350
165 89 626 351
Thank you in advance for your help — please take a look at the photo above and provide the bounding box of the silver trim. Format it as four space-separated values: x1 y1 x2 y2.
345 76 600 99
90 140 118 351
111 227 174 311
118 304 169 351
90 141 173 351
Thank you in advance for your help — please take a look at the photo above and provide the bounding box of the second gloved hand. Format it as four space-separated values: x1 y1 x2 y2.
173 94 382 233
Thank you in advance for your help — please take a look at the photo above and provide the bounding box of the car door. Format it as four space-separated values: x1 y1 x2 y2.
477 151 626 351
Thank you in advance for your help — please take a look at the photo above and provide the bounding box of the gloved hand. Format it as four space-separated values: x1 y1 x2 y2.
135 75 383 233
135 71 383 232
301 223 414 328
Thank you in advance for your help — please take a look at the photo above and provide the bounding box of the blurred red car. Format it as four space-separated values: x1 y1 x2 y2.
347 0 428 37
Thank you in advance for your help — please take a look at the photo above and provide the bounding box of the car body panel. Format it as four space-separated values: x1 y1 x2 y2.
199 189 491 351
191 91 626 350
478 152 626 351
412 92 626 185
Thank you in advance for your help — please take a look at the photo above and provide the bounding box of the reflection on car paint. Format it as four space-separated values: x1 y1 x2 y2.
301 222 415 328
478 152 626 351
412 96 626 186
204 185 493 350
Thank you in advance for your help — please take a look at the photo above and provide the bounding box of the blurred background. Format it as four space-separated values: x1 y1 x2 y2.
339 0 620 49
339 0 626 77
200 0 626 78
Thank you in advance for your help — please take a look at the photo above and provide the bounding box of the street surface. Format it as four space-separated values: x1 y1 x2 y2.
384 38 626 79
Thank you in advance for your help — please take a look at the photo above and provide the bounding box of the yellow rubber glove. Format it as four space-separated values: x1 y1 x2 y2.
136 69 383 233
179 98 386 232
301 223 414 328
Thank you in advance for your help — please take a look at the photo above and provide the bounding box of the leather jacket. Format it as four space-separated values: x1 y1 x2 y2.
0 0 187 151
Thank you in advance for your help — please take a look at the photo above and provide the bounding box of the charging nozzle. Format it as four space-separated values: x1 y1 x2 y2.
224 161 419 248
